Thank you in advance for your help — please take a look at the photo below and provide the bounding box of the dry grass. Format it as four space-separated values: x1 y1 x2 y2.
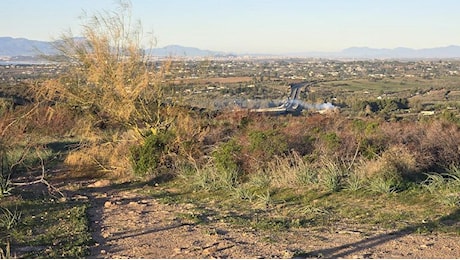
64 130 141 178
265 151 317 189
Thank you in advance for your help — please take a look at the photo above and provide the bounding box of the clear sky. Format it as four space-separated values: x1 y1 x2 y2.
1 0 459 54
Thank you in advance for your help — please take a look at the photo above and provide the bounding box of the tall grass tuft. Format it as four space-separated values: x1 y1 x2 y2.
345 171 365 192
423 165 460 206
264 151 317 189
318 158 345 192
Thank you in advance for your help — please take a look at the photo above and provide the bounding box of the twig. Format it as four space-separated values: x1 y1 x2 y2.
347 139 361 171
0 102 40 138
11 150 65 198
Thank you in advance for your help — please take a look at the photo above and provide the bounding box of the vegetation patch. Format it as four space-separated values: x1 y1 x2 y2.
0 197 91 258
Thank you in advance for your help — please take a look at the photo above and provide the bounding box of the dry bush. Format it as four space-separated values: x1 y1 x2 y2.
64 130 140 178
0 107 30 144
35 1 169 132
381 120 460 171
356 144 418 184
169 108 212 163
422 121 460 169
28 2 178 178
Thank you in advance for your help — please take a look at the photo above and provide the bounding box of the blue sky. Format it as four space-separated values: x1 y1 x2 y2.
1 0 459 53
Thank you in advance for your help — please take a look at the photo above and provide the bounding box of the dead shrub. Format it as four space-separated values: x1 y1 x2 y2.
64 130 141 178
356 144 418 189
422 121 460 170
380 120 460 172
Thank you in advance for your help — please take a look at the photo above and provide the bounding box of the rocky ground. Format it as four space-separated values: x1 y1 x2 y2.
78 179 460 259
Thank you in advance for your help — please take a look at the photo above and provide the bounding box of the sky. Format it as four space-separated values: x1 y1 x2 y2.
1 0 460 54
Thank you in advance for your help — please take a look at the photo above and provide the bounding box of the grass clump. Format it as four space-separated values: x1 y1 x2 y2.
318 158 345 192
423 165 460 207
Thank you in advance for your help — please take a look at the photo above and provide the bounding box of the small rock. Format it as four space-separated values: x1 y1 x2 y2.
88 179 112 188
203 247 217 255
100 249 106 254
73 195 88 201
104 201 113 208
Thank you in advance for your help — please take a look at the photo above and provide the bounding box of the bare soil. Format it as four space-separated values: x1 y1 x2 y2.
77 180 460 259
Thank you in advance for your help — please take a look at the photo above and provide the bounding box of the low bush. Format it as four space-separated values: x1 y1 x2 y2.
129 130 174 177
212 138 242 176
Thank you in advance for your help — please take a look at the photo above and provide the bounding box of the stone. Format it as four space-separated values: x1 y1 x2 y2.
104 201 113 208
88 179 112 188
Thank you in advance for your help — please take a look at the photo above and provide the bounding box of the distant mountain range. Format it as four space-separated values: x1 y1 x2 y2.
1 36 460 59
147 44 232 57
0 37 56 56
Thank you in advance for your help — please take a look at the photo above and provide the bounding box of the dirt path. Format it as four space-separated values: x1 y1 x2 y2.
83 181 460 259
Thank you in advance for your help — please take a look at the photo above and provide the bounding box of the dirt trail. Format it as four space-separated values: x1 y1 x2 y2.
82 181 460 259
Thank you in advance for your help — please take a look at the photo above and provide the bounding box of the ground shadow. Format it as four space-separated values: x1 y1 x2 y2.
298 208 460 258
45 140 80 154
74 179 207 258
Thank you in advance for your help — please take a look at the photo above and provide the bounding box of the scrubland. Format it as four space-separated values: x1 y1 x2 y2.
0 3 459 258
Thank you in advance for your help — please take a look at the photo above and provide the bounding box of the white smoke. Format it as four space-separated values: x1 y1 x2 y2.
290 99 336 111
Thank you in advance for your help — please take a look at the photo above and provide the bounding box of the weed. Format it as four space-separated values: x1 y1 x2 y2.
0 146 13 197
423 166 460 206
233 186 257 202
318 158 344 192
367 175 399 194
0 171 12 198
0 207 21 259
296 165 318 186
345 171 365 192
255 189 272 208
248 171 272 189
0 207 22 231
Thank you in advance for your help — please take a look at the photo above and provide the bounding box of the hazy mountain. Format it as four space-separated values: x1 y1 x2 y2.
0 37 55 56
0 37 227 58
1 36 460 59
148 45 227 57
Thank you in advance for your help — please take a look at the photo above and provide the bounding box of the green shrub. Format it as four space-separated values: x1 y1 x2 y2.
248 129 288 159
212 138 242 175
321 132 340 151
129 130 173 177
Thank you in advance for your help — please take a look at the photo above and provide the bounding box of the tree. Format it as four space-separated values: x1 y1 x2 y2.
33 1 173 176
37 0 169 131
